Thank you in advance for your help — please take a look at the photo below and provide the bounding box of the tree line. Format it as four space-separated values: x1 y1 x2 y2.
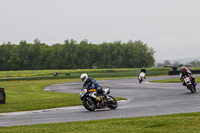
0 39 155 70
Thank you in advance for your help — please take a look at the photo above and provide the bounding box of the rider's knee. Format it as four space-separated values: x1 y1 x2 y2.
97 87 104 95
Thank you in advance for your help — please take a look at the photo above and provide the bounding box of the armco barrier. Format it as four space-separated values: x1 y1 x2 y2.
168 70 200 75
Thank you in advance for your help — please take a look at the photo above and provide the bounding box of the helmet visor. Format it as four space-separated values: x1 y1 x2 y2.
81 76 86 82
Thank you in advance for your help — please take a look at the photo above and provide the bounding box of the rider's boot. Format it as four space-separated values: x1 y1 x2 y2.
96 96 102 102
192 78 197 85
96 96 103 108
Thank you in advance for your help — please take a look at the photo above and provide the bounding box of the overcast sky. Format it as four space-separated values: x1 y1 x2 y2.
1 0 200 62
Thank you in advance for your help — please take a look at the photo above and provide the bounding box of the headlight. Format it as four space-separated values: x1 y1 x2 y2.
79 89 87 99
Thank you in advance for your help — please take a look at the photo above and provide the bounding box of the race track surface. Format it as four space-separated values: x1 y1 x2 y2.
1 75 200 127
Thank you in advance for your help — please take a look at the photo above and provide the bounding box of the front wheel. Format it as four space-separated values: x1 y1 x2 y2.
106 95 118 109
192 85 196 92
188 84 195 93
82 97 96 111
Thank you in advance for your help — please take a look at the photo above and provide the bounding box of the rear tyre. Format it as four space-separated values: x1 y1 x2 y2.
82 97 96 111
107 95 118 109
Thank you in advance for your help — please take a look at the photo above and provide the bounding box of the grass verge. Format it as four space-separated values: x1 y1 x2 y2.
1 112 200 132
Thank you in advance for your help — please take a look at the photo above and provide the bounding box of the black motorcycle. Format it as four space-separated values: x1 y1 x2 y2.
79 87 118 111
182 75 196 93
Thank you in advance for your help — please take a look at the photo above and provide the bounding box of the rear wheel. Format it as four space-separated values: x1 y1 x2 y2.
106 95 118 109
82 97 96 111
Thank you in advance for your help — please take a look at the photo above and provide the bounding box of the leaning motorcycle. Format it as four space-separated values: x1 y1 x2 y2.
79 87 118 111
138 72 145 83
182 75 196 93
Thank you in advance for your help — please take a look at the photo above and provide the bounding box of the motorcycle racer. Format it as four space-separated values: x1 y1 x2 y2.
138 67 146 79
180 66 197 86
80 73 105 107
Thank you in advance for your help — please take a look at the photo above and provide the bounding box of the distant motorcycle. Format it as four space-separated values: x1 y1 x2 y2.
182 75 196 93
138 72 145 83
79 87 118 111
54 72 59 76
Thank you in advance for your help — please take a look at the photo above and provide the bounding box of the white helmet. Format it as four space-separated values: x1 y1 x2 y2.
80 73 88 82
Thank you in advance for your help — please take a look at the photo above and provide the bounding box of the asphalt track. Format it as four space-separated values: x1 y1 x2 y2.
1 75 200 127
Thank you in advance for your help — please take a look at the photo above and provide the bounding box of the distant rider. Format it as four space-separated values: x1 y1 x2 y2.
138 67 146 79
180 66 197 86
80 73 105 107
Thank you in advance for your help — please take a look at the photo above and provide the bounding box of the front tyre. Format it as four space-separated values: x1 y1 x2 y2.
106 95 118 109
193 85 196 92
82 97 96 111
188 84 194 93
